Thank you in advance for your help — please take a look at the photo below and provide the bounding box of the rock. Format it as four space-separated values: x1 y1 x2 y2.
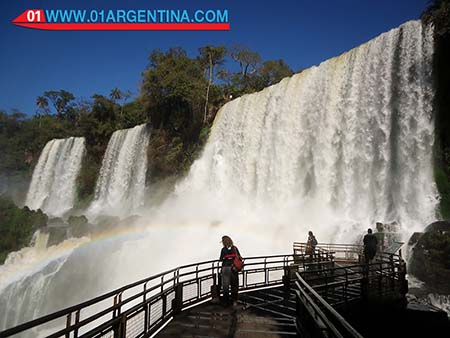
68 215 91 238
409 221 450 294
46 226 69 247
92 215 121 234
408 232 423 247
47 217 66 227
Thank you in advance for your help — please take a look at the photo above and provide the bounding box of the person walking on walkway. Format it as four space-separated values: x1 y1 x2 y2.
219 235 242 307
363 228 378 264
306 231 318 256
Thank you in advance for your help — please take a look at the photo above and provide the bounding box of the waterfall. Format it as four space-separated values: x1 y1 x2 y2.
0 20 440 333
30 230 50 251
25 137 86 217
0 236 90 332
88 124 150 217
176 20 438 240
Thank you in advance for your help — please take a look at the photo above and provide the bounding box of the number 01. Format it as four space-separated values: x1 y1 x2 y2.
27 10 41 22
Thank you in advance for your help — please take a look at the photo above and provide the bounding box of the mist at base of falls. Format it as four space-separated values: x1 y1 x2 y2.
0 219 295 330
0 20 442 331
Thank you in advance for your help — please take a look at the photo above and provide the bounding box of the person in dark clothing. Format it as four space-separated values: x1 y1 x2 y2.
363 228 378 263
219 235 242 306
306 231 318 256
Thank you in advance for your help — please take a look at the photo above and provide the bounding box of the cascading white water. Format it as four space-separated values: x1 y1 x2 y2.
88 124 150 217
176 20 438 240
0 20 441 333
0 236 90 331
25 137 86 217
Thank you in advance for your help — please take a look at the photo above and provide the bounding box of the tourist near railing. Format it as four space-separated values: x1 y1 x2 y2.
294 242 363 262
0 243 406 338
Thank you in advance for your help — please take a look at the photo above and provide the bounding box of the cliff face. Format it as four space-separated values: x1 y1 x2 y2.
434 29 450 219
423 1 450 219
409 221 450 294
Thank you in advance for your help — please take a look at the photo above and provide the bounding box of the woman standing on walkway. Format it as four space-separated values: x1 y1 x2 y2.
219 235 242 307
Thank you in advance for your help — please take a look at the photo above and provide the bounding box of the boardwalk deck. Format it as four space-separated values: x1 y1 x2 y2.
158 287 297 338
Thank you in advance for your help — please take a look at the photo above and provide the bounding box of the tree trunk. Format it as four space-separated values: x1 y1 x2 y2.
203 53 213 124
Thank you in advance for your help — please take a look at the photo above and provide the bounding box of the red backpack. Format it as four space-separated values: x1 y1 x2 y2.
232 246 244 272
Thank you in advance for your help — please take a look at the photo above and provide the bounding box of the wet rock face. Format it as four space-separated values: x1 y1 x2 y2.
409 221 450 294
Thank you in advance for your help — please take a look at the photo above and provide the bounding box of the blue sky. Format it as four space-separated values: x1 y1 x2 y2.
0 0 429 115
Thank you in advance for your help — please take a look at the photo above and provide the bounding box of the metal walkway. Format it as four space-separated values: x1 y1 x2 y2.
0 243 407 338
158 287 297 338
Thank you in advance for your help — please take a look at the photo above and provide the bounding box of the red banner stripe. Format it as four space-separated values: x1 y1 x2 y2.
12 22 230 31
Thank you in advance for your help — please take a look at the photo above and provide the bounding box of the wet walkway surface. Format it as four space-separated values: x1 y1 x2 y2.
157 287 298 338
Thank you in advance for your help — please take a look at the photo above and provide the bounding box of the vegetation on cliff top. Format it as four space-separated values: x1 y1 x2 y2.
0 45 294 204
0 196 48 264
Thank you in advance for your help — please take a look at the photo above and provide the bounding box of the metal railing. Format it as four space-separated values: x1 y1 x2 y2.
0 243 406 338
294 271 364 338
0 253 321 338
299 253 407 305
294 242 363 262
293 244 407 338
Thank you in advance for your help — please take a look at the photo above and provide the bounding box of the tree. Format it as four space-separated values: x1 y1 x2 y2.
44 90 75 115
230 45 261 78
109 88 134 125
259 59 294 87
36 96 49 114
140 47 206 135
91 94 118 122
39 90 76 120
198 45 227 124
109 88 123 103
422 0 450 37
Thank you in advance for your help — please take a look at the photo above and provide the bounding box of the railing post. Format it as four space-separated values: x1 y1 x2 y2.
172 282 184 315
73 310 80 338
344 269 348 305
113 315 127 338
211 263 220 300
399 259 408 297
379 263 383 294
162 293 167 317
143 282 148 333
196 265 201 301
113 293 122 318
283 266 291 291
112 292 125 338
390 254 395 289
361 264 369 301
264 258 268 285
65 313 71 338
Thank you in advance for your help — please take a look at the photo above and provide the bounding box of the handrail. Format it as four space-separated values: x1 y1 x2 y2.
293 243 407 337
294 272 364 338
0 253 309 338
0 244 406 338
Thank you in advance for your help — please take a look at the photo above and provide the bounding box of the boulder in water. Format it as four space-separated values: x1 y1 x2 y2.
409 221 450 294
